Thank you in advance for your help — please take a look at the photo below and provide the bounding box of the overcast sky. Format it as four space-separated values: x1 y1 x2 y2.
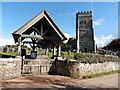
0 2 118 47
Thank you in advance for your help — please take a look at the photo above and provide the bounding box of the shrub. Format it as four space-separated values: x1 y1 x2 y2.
74 53 94 60
74 53 84 60
117 53 120 57
74 52 120 63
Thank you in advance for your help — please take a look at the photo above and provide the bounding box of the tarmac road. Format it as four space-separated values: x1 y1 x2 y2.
72 73 119 88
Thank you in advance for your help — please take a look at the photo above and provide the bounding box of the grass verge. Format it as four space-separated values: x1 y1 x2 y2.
82 70 120 79
0 52 18 57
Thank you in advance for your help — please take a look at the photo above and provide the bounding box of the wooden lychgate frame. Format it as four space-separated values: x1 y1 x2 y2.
12 10 67 58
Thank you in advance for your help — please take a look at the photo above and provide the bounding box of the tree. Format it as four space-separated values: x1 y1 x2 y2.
103 38 120 51
61 42 71 52
67 38 77 51
61 38 77 52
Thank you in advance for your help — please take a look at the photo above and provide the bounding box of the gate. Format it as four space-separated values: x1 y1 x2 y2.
21 55 51 75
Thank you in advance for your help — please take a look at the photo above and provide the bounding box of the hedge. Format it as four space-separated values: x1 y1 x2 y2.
74 53 119 63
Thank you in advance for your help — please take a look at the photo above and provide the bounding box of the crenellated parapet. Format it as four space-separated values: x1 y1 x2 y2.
78 11 92 14
77 11 92 16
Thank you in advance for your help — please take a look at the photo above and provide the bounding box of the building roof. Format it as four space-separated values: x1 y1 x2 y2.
12 10 67 44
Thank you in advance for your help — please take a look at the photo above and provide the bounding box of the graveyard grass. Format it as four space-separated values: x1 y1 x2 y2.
0 52 18 57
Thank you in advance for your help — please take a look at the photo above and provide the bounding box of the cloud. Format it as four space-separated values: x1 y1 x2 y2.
0 33 72 46
0 38 32 48
0 38 15 46
64 33 72 40
64 33 72 43
93 18 104 27
95 35 114 48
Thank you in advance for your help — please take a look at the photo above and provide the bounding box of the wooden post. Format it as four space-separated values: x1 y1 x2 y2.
18 36 22 56
45 48 49 56
41 22 43 36
58 45 61 57
95 44 97 53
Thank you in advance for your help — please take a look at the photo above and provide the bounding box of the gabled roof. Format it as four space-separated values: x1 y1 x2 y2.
12 10 67 43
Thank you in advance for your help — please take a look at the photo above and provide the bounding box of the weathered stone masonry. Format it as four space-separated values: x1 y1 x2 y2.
76 11 95 53
0 56 119 80
54 57 120 79
0 58 21 80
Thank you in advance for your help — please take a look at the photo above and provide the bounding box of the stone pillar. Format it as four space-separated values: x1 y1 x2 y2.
18 36 22 56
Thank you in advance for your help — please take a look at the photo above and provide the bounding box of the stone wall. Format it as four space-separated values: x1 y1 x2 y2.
54 57 120 79
69 61 119 79
0 56 119 80
0 58 21 80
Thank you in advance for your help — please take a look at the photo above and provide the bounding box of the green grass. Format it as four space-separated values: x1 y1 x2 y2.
48 51 53 59
0 52 18 56
82 70 120 79
47 51 75 59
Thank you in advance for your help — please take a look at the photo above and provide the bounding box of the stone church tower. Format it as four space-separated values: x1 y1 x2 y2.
76 11 95 53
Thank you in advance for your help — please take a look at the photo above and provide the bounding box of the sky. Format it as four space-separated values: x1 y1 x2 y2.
118 1 120 38
0 2 118 47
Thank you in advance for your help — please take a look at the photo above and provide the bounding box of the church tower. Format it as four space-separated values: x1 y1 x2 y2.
76 11 95 53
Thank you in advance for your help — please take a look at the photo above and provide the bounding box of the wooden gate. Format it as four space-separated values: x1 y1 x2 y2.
21 55 51 75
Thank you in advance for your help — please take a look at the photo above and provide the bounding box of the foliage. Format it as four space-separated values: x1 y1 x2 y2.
103 38 120 51
61 43 71 52
5 45 27 48
61 38 76 52
61 52 75 59
117 53 120 57
48 51 53 59
98 50 106 55
74 53 94 60
74 53 119 63
61 51 119 63
67 38 77 51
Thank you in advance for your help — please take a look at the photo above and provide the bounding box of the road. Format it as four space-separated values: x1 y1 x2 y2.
73 73 119 88
1 73 119 90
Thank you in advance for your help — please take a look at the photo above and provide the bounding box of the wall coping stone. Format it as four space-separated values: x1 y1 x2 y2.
0 58 21 62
